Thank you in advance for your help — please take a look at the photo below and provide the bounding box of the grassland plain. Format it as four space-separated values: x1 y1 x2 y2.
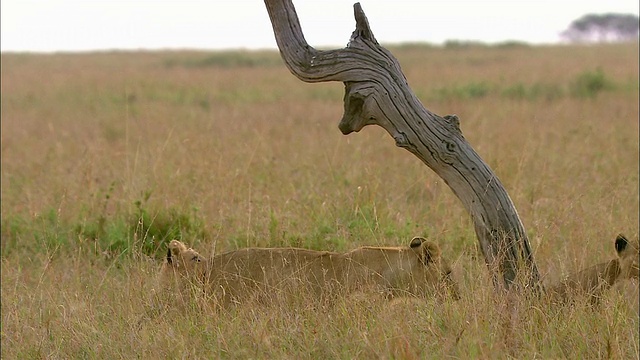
1 42 638 358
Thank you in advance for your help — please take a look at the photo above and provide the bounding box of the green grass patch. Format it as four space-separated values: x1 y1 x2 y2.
128 197 208 258
428 68 625 101
1 203 208 261
433 81 493 100
502 82 565 101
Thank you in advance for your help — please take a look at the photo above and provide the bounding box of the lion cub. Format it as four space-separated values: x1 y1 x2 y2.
161 237 460 307
547 234 639 304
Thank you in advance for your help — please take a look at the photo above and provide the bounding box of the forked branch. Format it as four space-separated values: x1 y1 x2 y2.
264 0 541 292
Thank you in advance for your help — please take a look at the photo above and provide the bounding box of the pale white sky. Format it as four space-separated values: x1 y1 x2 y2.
1 0 638 52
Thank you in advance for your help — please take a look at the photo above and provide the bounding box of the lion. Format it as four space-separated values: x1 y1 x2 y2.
161 237 460 308
547 234 639 304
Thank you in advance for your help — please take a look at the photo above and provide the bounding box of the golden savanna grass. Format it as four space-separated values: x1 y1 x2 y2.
1 42 639 358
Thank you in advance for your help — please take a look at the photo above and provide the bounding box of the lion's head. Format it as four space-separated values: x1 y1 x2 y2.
548 233 639 304
161 239 207 277
405 236 460 299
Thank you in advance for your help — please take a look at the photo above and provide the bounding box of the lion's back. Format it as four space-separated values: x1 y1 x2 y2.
205 248 345 303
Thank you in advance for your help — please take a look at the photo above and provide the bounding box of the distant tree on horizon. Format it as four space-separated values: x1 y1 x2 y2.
561 13 639 43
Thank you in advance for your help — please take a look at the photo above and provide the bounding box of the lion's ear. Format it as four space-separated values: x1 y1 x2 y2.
615 234 629 255
410 236 426 248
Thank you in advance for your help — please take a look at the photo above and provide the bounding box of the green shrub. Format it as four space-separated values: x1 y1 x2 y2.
1 214 33 256
129 200 208 258
570 68 613 98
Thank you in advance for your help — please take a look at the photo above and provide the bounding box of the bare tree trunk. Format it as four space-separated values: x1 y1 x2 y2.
263 0 541 292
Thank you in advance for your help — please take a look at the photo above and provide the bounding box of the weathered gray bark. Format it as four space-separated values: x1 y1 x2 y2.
263 0 541 292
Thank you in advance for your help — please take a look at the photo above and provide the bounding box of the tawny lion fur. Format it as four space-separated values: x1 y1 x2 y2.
547 234 639 304
161 237 460 307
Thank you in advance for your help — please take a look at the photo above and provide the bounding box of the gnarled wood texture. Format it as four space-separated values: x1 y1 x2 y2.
264 0 541 292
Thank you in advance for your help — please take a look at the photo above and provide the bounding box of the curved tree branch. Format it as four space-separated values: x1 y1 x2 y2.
264 0 541 292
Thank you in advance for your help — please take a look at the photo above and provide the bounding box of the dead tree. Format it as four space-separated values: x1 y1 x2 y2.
264 0 541 292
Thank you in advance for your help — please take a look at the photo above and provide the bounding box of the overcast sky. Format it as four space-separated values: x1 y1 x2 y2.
1 0 638 52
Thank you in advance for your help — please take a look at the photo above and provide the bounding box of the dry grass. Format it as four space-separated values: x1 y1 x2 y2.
1 42 638 358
